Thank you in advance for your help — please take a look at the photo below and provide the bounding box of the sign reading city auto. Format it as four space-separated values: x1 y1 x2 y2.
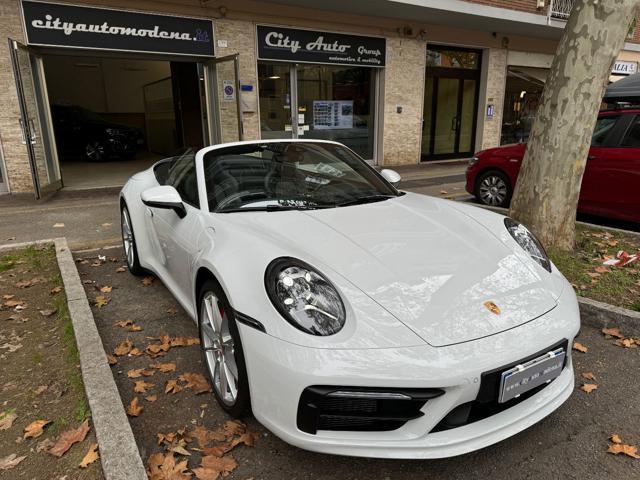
612 60 638 76
21 0 214 56
256 25 385 67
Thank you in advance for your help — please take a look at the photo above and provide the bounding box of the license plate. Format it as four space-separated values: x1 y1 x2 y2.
498 348 565 403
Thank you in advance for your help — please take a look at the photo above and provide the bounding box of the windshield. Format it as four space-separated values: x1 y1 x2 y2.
203 142 398 213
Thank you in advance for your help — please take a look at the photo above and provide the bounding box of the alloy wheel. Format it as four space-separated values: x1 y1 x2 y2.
479 175 508 206
201 292 239 406
85 141 104 161
121 208 135 268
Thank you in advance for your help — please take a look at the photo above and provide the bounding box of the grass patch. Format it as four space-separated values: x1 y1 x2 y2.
32 352 43 365
549 225 640 311
0 254 18 273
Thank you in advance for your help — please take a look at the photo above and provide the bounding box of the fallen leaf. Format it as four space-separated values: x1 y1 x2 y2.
197 454 238 478
581 383 598 393
165 379 183 395
134 380 155 394
48 420 90 457
126 398 143 417
3 299 25 308
179 373 212 394
145 395 157 402
611 434 623 444
223 420 246 438
0 453 26 470
35 437 55 453
114 320 142 332
106 354 118 365
190 425 211 448
100 286 113 293
39 309 57 317
53 223 65 228
95 295 109 308
79 443 99 468
151 362 176 373
170 445 191 456
2 294 14 300
594 266 609 274
0 411 17 430
147 452 191 480
127 368 155 378
167 308 178 315
116 267 127 273
114 340 134 356
581 372 596 381
226 431 259 452
572 342 588 353
34 385 48 395
171 337 200 347
142 276 155 286
602 327 624 339
607 443 640 459
616 338 637 348
101 223 113 228
129 347 144 356
23 419 50 439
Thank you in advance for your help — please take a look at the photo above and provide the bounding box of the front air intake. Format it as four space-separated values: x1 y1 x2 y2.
297 386 444 434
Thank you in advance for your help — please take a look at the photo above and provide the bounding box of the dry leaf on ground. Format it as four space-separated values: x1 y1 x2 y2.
607 443 640 459
179 373 212 394
147 452 191 480
165 379 183 395
39 309 57 317
581 372 596 381
23 419 50 439
167 308 178 315
106 354 118 365
170 337 200 347
95 295 109 308
100 286 113 293
580 383 598 393
126 398 144 417
116 266 127 273
48 419 90 457
226 431 259 452
128 368 155 378
151 362 176 373
114 320 142 332
134 380 155 394
79 443 99 468
572 342 588 353
142 276 155 286
145 395 157 403
0 453 26 471
611 434 623 444
50 286 62 295
193 454 238 479
114 340 134 356
0 411 17 431
602 327 625 339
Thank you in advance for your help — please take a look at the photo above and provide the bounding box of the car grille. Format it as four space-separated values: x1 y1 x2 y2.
297 386 444 434
431 339 569 432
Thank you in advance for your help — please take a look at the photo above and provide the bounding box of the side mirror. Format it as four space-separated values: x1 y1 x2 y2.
380 169 402 188
141 185 186 218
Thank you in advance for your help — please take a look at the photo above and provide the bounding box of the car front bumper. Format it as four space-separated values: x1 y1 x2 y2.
238 285 580 459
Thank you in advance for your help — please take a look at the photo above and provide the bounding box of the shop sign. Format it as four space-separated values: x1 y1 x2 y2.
21 1 215 57
257 25 385 67
612 61 637 76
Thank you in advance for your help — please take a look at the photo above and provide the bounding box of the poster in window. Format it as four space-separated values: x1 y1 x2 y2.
313 101 353 130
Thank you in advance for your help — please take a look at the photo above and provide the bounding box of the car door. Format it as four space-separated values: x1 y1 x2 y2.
578 113 628 218
148 152 202 305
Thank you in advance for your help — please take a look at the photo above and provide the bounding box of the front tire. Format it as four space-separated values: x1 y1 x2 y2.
120 204 144 276
198 280 250 417
475 170 512 207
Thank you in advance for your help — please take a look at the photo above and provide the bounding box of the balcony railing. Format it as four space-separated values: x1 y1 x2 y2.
548 0 573 20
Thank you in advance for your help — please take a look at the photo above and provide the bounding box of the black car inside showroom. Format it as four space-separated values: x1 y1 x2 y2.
41 54 206 189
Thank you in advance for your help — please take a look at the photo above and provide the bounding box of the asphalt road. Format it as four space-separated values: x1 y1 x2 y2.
75 246 640 480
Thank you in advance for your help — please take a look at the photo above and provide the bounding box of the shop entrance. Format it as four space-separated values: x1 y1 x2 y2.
421 46 481 161
9 46 242 196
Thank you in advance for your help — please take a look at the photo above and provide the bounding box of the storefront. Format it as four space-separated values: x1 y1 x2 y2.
255 25 385 161
9 0 242 197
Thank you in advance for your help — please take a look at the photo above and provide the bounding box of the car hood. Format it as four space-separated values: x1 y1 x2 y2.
230 193 556 347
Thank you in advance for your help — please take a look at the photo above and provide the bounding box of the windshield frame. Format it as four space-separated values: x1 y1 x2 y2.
194 140 400 214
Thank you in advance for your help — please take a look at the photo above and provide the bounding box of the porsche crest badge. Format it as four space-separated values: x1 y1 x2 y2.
484 301 501 315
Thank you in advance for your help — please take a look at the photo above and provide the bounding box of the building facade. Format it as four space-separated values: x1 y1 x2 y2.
1 0 639 197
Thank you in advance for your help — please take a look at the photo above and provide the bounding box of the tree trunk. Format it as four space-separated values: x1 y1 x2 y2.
509 0 637 251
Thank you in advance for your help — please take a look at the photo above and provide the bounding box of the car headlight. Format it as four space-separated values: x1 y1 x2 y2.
469 156 480 166
265 258 346 336
504 218 551 272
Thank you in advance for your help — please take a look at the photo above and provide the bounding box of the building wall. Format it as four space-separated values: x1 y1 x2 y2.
480 48 508 150
467 0 541 14
0 0 32 193
382 38 426 165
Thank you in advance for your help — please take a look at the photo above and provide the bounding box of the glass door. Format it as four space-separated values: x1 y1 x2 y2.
203 54 243 145
0 149 8 194
258 63 293 139
421 46 481 161
10 39 61 198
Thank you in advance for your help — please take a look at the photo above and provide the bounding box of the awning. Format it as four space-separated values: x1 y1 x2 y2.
603 72 640 101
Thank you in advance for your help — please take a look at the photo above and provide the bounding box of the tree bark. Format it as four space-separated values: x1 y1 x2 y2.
509 0 638 250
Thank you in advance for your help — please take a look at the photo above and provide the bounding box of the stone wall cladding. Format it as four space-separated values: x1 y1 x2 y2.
382 37 426 165
214 19 260 142
466 0 542 14
481 48 507 150
0 0 32 193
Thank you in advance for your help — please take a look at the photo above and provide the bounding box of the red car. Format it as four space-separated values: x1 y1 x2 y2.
466 108 640 223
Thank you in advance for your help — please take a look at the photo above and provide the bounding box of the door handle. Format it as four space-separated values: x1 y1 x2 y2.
28 119 37 144
18 118 28 145
451 116 457 131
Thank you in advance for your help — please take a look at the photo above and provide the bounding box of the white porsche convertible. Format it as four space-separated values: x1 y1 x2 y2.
120 139 580 459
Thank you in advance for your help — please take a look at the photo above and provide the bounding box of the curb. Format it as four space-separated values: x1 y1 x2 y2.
578 296 640 335
54 238 147 480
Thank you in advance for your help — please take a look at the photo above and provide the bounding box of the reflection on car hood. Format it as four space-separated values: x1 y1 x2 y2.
232 193 556 347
